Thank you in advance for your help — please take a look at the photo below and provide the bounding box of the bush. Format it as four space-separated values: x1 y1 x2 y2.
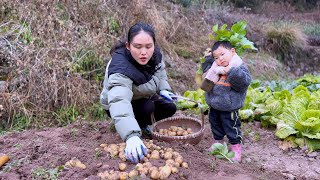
265 22 307 63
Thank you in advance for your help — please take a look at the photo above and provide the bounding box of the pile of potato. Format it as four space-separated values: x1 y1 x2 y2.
96 139 189 180
156 126 194 136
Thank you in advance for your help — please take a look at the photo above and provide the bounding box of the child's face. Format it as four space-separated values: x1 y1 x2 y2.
212 46 236 67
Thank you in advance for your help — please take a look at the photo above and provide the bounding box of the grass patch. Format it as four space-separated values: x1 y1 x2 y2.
302 23 320 37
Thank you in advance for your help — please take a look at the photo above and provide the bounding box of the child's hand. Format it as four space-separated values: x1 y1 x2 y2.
205 62 219 83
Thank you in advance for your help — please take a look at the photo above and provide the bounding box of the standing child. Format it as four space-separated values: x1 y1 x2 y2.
200 41 252 162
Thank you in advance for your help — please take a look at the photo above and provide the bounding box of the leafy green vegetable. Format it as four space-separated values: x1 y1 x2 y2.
295 110 320 134
210 20 257 56
209 142 235 163
275 121 298 139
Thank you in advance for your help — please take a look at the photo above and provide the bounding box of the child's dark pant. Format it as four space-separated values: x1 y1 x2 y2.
209 107 242 145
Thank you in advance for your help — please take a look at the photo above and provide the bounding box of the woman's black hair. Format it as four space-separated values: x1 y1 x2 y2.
212 41 234 52
110 22 156 55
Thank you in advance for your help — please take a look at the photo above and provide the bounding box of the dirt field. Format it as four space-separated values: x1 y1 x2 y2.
1 111 319 180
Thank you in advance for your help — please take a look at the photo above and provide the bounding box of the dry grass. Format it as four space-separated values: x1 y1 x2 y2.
265 21 307 63
1 0 315 131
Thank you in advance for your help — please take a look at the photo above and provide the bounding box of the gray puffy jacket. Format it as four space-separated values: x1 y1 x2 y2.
100 48 171 141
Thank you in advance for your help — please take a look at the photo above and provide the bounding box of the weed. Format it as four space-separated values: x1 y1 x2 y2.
71 49 105 81
31 166 64 180
55 106 79 126
243 127 252 137
109 122 116 133
70 128 78 136
11 113 30 131
107 17 120 35
253 132 261 142
88 103 107 121
95 149 102 159
12 143 21 148
174 47 193 58
208 158 216 171
18 21 33 44
56 3 70 22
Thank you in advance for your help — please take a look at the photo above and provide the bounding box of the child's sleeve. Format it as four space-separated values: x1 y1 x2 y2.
227 65 252 92
201 56 214 73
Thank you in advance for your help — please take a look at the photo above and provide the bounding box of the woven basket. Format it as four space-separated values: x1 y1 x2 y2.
151 106 205 145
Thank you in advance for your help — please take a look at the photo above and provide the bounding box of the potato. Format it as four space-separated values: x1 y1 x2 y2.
148 166 158 174
100 143 108 148
150 169 160 179
118 163 127 171
135 163 143 171
150 150 160 159
97 172 107 179
171 167 179 174
139 167 149 175
164 152 172 160
168 131 177 136
182 131 189 136
172 151 180 158
187 128 193 133
128 170 138 178
143 162 152 168
108 144 119 151
170 126 178 132
181 162 189 168
119 172 128 180
176 130 184 136
108 171 120 180
175 156 184 165
177 127 184 132
159 165 171 179
165 159 175 167
118 152 126 161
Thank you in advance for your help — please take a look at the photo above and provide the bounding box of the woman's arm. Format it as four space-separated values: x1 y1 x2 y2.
107 73 141 141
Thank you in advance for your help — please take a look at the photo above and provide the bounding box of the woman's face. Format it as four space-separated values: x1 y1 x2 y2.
126 30 155 65
212 46 235 67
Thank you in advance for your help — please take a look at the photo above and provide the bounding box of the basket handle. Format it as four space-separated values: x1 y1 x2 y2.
171 95 205 130
151 112 158 132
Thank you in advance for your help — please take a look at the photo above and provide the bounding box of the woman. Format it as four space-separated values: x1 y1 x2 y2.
100 22 176 163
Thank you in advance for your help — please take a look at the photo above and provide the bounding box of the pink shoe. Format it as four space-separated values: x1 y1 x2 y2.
231 144 242 162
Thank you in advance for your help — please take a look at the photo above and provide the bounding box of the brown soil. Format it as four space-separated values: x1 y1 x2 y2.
1 112 319 180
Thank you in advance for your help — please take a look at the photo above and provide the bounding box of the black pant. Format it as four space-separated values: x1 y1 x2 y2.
106 95 176 128
209 107 242 145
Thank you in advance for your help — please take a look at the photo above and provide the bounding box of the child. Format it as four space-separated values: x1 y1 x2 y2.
201 41 252 162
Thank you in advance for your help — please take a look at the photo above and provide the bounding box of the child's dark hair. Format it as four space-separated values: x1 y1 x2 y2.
212 41 234 52
110 22 156 55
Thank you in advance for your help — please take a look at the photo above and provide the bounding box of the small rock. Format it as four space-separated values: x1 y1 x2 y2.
96 163 103 168
308 158 314 161
307 152 318 158
282 173 296 180
244 157 252 163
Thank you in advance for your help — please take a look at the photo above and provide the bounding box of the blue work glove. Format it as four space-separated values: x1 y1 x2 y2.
124 136 148 164
160 90 174 101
